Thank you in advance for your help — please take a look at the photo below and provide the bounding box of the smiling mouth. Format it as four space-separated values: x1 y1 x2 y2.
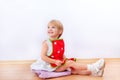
48 32 53 34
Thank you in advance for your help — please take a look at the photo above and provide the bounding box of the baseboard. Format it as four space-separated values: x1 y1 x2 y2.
0 58 120 64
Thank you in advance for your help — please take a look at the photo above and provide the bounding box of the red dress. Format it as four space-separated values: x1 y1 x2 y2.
49 39 76 67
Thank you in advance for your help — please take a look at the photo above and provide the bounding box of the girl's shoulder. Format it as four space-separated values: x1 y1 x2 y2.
42 40 48 46
42 39 51 45
42 38 64 44
42 40 47 43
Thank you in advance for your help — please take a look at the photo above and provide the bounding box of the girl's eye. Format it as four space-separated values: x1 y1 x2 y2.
48 26 56 29
52 26 55 28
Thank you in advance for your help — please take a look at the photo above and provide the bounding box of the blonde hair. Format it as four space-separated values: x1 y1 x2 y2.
48 19 63 38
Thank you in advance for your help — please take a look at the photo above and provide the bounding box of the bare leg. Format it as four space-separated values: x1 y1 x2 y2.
55 60 73 72
55 60 91 75
71 69 91 75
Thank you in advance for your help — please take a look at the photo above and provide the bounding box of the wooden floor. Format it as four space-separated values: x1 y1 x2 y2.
0 58 120 80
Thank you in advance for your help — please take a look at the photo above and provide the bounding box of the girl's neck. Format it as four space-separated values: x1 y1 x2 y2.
49 36 59 40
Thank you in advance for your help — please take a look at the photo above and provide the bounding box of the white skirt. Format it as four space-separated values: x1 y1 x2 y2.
31 58 57 71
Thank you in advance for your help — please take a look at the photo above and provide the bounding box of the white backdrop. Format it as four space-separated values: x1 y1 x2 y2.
0 0 120 60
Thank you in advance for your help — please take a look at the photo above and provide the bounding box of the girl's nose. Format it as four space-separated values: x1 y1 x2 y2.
49 27 53 30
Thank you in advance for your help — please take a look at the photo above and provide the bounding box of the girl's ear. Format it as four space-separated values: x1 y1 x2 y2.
58 30 63 38
59 30 63 34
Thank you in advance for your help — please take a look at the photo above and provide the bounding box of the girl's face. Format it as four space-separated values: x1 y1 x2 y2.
47 23 61 39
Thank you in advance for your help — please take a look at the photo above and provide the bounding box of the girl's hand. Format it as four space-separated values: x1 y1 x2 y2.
55 60 62 66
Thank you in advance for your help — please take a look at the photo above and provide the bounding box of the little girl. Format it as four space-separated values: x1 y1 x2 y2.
31 19 105 77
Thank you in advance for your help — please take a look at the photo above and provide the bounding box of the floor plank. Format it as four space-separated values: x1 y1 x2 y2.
0 58 120 80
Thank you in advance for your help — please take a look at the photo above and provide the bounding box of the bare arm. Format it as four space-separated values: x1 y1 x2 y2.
41 40 62 66
41 40 56 64
63 55 66 59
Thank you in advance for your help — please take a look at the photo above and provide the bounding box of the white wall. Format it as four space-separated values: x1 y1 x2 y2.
0 0 120 60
